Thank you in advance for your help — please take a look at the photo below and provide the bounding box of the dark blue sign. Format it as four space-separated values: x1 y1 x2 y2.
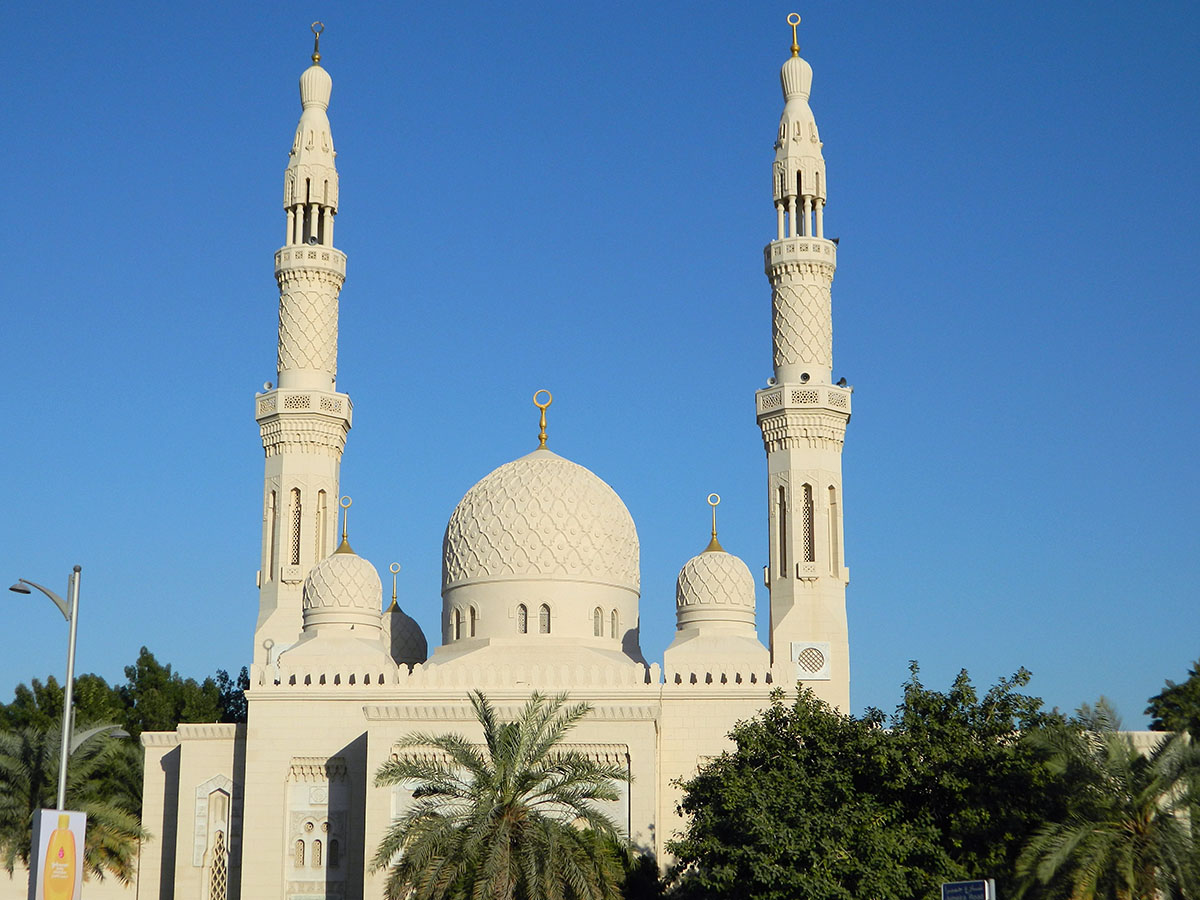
942 880 994 900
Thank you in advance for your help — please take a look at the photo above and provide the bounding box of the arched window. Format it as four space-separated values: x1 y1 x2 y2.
329 839 340 869
290 488 302 565
828 485 840 574
469 606 477 637
517 604 528 634
539 604 551 634
313 839 322 867
453 609 462 641
802 483 815 563
593 607 603 636
294 839 305 867
265 490 277 581
315 490 328 560
777 486 788 577
610 609 619 639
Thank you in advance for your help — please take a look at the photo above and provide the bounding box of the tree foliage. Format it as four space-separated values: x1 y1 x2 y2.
667 665 1072 900
372 691 629 900
0 724 145 883
0 647 249 738
1145 658 1200 740
1016 700 1200 900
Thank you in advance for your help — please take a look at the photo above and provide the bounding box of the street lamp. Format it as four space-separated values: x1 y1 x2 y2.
9 565 81 811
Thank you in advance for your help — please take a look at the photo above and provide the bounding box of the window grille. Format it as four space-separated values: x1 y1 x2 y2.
539 604 551 634
517 604 527 634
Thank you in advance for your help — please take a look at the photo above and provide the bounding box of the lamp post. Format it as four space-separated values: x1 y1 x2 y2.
9 565 81 811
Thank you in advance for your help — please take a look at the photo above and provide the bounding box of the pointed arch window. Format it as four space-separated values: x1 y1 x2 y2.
828 485 840 574
453 609 462 641
802 483 815 563
289 488 302 566
593 607 603 637
777 487 788 577
265 490 277 580
517 604 528 634
610 609 619 639
315 490 328 560
539 604 551 634
469 606 477 637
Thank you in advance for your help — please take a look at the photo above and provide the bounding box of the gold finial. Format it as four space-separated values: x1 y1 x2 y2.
335 495 353 554
704 493 725 553
533 389 553 449
787 13 801 58
311 21 325 65
388 562 401 611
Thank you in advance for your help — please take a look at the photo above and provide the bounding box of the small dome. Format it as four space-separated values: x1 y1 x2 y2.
303 546 382 629
442 448 639 593
781 54 813 102
676 549 756 628
387 605 428 668
299 63 332 110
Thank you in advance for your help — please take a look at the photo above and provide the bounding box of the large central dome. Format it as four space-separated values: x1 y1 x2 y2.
442 448 639 592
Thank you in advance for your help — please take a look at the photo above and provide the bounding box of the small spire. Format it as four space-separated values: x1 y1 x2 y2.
787 13 801 58
704 493 725 553
335 496 354 554
533 389 553 449
387 562 401 612
311 21 325 65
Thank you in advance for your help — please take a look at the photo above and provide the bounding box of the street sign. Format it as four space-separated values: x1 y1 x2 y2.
942 879 996 900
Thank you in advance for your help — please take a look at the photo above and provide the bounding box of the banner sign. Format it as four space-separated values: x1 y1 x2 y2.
28 810 87 900
942 880 996 900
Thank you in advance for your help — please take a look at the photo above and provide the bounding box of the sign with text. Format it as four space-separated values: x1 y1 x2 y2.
942 880 996 900
28 810 87 900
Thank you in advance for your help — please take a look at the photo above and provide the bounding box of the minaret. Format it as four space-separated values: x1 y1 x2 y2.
756 15 851 709
252 24 352 666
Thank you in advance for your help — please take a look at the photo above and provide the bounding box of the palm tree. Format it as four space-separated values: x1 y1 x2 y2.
1016 701 1200 900
0 723 146 883
372 691 630 900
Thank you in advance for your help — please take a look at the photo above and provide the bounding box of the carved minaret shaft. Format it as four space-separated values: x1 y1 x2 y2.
757 24 850 709
253 32 351 666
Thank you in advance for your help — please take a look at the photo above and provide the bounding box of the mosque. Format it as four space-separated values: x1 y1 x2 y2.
136 16 852 900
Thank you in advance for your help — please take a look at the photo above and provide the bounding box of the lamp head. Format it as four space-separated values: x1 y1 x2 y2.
9 582 31 594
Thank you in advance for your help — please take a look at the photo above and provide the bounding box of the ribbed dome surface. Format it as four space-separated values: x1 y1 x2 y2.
442 448 639 592
677 551 755 609
781 54 813 101
299 63 332 109
303 550 382 614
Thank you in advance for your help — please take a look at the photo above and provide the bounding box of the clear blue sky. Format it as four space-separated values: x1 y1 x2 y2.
4 3 1197 727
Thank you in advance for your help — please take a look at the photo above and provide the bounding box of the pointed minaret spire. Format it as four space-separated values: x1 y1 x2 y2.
252 26 353 669
757 14 850 709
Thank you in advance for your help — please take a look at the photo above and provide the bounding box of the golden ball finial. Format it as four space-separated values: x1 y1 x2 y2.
311 21 325 64
533 389 553 449
787 13 801 57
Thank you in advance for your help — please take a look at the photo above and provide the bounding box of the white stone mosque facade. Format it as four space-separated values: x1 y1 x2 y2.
135 19 852 900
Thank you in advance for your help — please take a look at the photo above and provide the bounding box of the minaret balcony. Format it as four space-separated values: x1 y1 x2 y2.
255 388 353 425
764 236 836 270
275 245 347 277
755 382 851 417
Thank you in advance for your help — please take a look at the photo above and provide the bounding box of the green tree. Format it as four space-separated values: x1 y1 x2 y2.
0 724 146 883
667 667 1071 900
372 691 628 900
1016 701 1200 900
1146 658 1200 740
